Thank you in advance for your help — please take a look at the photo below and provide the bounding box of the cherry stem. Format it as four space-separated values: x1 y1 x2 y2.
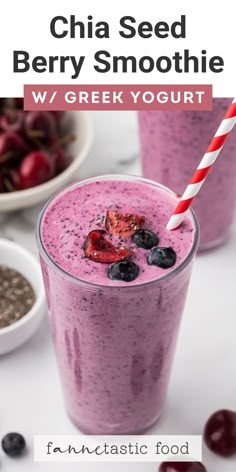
7 108 17 124
28 135 45 150
7 98 16 109
28 130 45 138
49 134 75 152
0 151 13 163
3 177 15 192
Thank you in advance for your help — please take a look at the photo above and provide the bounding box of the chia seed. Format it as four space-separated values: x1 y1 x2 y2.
0 265 36 329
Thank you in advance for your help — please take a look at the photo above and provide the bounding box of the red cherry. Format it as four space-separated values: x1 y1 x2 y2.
53 147 67 174
50 111 64 122
24 111 57 145
49 133 74 174
0 109 24 133
19 150 54 189
204 409 236 457
0 132 27 168
159 462 207 472
105 210 145 238
84 230 131 263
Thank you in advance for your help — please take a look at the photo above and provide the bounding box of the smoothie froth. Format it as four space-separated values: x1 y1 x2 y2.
41 179 194 286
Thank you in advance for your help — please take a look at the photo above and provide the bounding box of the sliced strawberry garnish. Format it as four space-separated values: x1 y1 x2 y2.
84 230 131 263
105 211 145 238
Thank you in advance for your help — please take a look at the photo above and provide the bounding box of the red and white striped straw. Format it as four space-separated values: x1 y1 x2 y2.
167 98 236 231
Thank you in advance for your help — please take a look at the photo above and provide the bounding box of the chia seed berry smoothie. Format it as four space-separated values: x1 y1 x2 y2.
37 175 199 434
138 98 236 250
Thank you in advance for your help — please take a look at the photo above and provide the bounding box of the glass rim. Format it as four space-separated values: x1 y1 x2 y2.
37 174 200 290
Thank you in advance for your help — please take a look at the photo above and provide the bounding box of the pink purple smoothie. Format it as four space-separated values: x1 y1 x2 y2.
41 179 194 285
139 98 236 250
39 177 197 434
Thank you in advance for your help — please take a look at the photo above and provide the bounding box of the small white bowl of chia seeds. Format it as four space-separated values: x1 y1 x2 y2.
0 238 46 355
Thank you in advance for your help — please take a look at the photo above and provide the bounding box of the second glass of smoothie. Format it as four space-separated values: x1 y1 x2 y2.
37 175 199 434
138 98 236 251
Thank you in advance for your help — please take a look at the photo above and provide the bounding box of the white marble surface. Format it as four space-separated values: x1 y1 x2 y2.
0 111 236 472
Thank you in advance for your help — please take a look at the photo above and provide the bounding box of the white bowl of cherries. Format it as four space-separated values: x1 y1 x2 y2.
0 98 93 211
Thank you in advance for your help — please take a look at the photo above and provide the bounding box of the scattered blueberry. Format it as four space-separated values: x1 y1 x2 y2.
2 432 26 457
147 247 176 269
108 260 140 282
132 229 159 250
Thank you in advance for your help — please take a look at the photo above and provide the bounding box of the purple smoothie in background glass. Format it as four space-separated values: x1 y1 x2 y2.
138 98 236 251
37 175 199 434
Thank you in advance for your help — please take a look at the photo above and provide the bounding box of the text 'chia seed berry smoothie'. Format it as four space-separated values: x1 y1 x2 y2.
37 175 199 434
138 98 236 250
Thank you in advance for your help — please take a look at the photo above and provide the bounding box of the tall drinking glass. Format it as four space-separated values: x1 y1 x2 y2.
37 175 199 434
138 98 236 250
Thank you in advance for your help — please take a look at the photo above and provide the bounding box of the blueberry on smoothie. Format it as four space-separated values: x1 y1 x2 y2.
2 432 26 457
108 260 140 282
147 247 176 269
132 229 159 249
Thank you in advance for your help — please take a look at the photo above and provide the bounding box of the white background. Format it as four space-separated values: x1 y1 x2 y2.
0 0 235 96
0 111 235 471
